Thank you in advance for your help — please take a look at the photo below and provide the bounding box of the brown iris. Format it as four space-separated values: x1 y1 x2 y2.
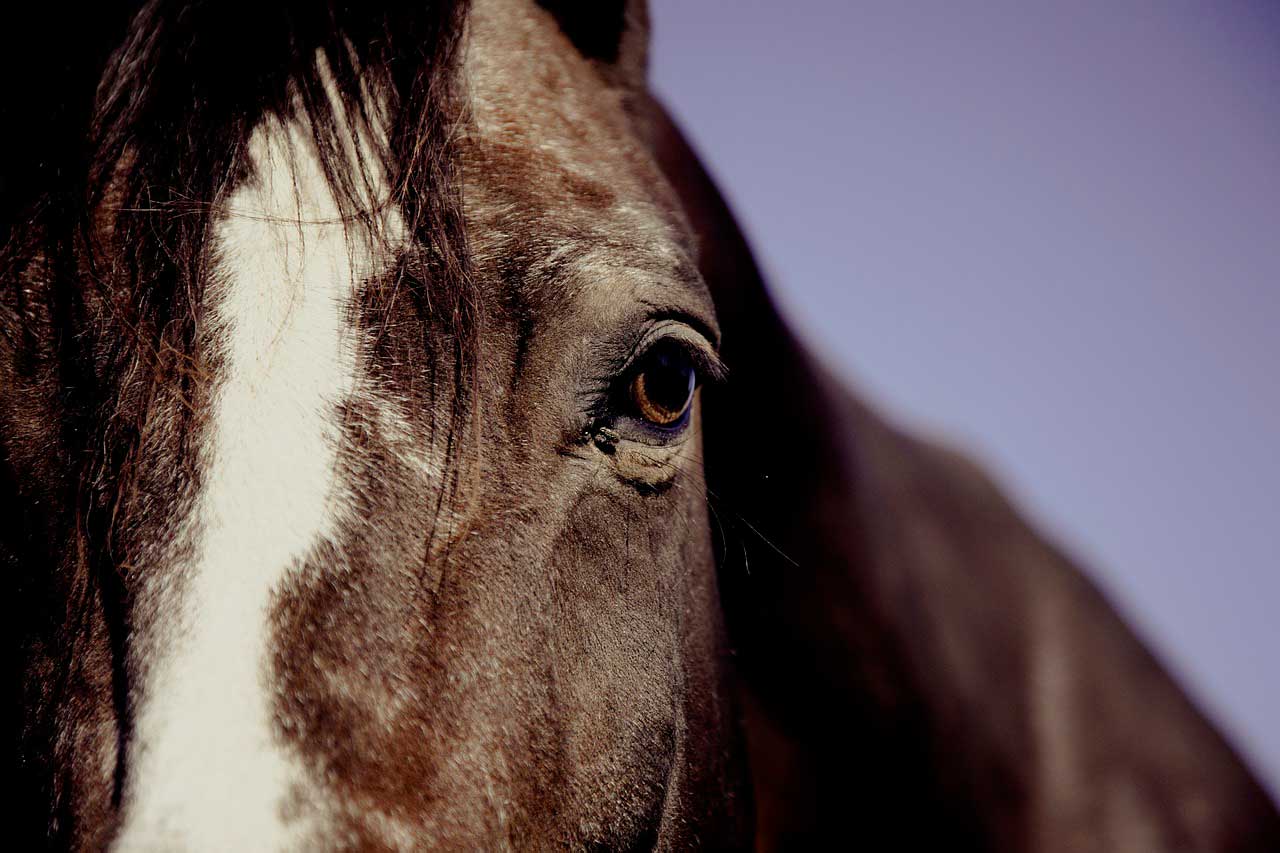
630 343 697 427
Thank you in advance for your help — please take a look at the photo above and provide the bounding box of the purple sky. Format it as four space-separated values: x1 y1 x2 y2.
650 0 1280 796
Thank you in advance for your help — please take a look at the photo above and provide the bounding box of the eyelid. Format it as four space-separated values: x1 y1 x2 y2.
621 320 728 387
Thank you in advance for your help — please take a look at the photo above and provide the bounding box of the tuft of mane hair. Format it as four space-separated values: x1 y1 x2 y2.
1 2 478 846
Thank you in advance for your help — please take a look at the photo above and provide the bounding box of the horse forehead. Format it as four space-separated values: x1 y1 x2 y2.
462 0 698 305
465 0 617 141
465 3 649 186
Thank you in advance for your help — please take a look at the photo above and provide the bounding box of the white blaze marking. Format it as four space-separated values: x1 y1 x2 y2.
115 111 398 850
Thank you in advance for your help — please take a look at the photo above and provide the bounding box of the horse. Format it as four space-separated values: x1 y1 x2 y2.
2 0 1276 849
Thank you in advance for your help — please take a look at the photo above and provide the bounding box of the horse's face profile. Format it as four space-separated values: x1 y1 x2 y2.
6 0 744 848
8 0 1280 850
245 2 743 847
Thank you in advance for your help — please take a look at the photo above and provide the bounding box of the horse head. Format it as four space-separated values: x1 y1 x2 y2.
2 1 1276 850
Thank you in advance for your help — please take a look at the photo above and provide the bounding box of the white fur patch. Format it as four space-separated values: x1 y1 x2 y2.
114 109 400 850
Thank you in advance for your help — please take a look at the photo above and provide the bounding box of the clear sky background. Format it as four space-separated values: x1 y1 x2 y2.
649 0 1280 797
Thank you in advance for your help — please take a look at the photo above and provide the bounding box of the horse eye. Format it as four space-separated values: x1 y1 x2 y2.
629 342 697 428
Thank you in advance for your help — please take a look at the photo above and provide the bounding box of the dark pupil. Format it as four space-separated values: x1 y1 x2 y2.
643 348 695 416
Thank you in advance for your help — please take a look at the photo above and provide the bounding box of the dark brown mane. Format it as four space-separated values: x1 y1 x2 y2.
2 2 476 844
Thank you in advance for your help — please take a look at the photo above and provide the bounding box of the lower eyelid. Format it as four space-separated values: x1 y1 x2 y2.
613 404 694 446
